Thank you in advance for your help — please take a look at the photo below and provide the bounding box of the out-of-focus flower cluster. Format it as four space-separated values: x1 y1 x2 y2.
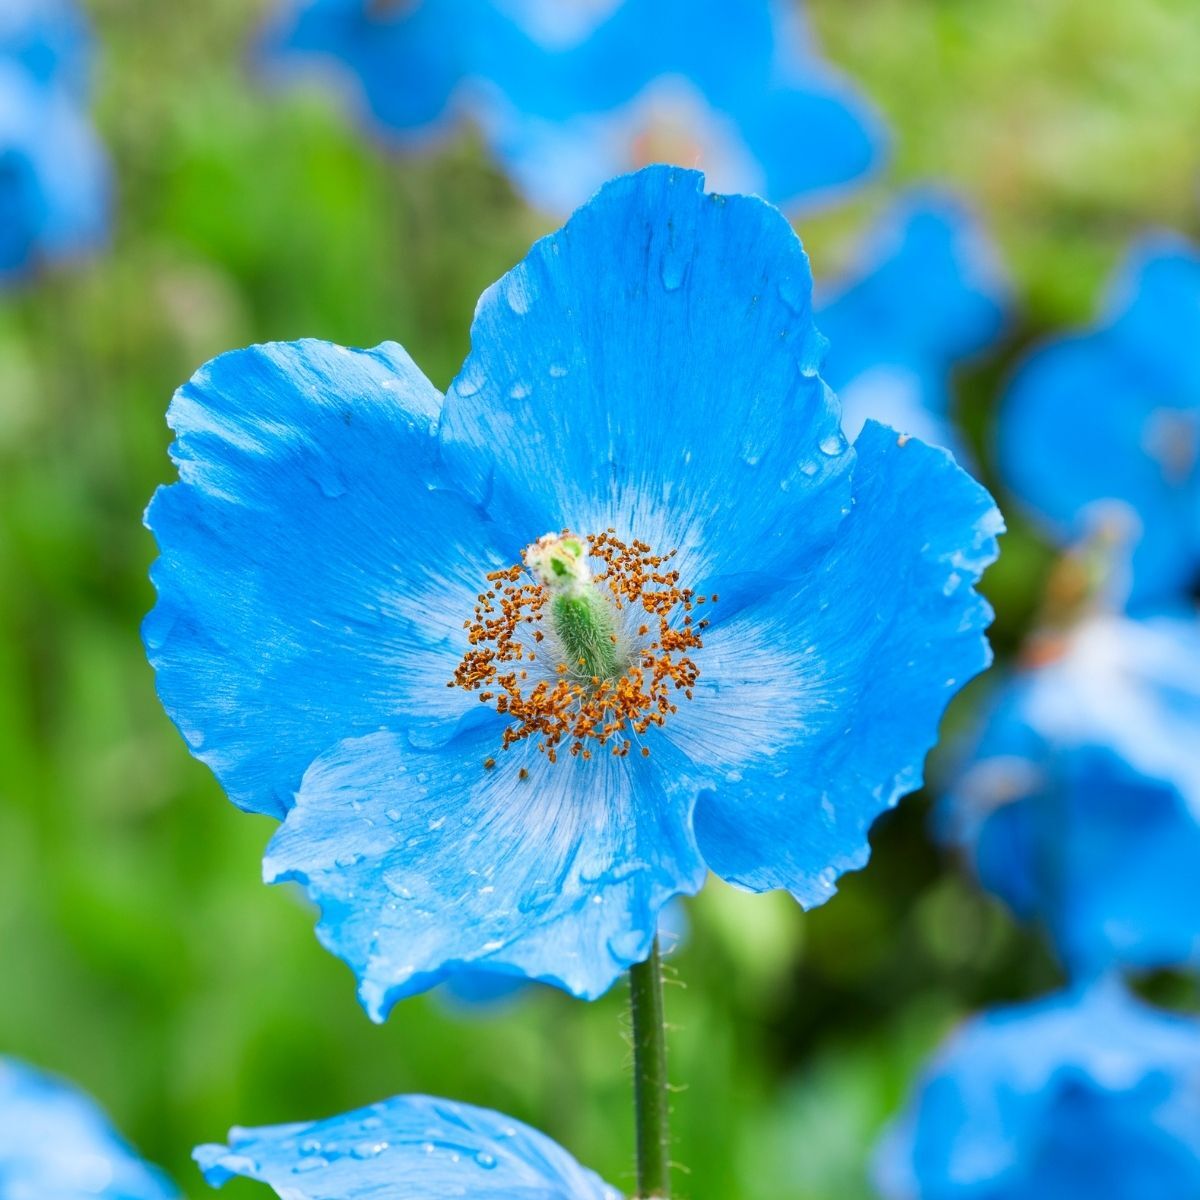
880 226 1200 1199
258 0 885 213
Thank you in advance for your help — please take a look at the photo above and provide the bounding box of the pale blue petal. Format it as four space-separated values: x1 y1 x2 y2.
0 0 92 95
818 190 1008 450
0 65 109 280
998 237 1200 607
195 1093 619 1200
0 1058 177 1200
264 728 707 1017
875 982 1200 1199
941 613 1200 975
676 422 1001 904
440 166 853 611
144 339 499 819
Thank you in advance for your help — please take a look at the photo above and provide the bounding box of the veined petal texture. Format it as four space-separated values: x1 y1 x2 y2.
147 166 1001 1012
195 1094 619 1200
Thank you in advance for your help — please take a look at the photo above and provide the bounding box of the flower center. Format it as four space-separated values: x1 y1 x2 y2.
451 530 712 762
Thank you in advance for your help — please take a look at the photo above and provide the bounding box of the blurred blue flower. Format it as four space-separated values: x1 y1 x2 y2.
196 1093 619 1199
0 1058 177 1200
259 0 885 212
816 189 1009 454
875 980 1200 1200
1000 236 1200 608
0 0 109 282
940 612 1200 976
145 166 1000 1019
0 0 91 94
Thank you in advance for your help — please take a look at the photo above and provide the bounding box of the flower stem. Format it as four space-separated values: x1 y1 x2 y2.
629 936 670 1198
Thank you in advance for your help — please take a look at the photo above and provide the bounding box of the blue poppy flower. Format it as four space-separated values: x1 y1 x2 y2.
816 189 1009 453
195 1093 619 1199
258 0 885 212
0 1057 177 1200
874 980 1200 1199
145 166 1001 1019
999 235 1200 608
940 612 1200 976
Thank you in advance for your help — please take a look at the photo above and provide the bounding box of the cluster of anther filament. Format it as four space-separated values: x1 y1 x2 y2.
451 530 713 762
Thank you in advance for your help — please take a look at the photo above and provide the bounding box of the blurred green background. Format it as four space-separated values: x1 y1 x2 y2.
1 1 1198 1197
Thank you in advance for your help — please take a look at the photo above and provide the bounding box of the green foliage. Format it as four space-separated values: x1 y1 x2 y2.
0 0 1194 1195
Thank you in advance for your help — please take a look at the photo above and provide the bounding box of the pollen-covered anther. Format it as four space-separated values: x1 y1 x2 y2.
451 530 711 760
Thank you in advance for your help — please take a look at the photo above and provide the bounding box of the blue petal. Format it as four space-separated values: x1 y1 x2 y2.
678 422 1001 904
0 1058 177 1200
0 0 92 95
0 65 109 280
440 166 853 611
941 612 1200 975
998 236 1200 607
144 339 500 819
263 728 707 1017
875 981 1200 1199
818 190 1008 447
194 1093 620 1199
257 0 471 144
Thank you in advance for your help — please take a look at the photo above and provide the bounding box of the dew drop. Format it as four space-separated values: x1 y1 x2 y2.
455 374 482 398
352 1141 388 1159
475 1152 498 1170
509 381 531 400
818 433 845 456
548 363 569 378
293 1156 327 1173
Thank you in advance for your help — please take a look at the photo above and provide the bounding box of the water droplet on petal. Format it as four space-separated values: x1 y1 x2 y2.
475 1152 498 1170
819 433 846 456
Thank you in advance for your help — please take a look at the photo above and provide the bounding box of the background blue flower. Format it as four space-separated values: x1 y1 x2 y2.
145 166 1000 1019
816 189 1009 454
0 0 91 94
259 0 885 212
196 1092 619 1199
999 235 1200 608
0 0 108 282
939 612 1200 976
0 1058 177 1200
874 981 1200 1200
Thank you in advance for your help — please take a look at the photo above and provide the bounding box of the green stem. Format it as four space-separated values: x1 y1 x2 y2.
629 936 671 1198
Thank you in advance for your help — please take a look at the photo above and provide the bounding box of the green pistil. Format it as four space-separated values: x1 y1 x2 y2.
552 588 623 682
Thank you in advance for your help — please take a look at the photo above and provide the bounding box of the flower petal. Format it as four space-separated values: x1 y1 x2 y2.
0 1058 177 1200
675 421 1001 904
874 982 1200 1198
194 1093 619 1200
998 238 1200 607
438 165 854 606
263 728 706 1017
144 339 495 819
257 0 469 143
